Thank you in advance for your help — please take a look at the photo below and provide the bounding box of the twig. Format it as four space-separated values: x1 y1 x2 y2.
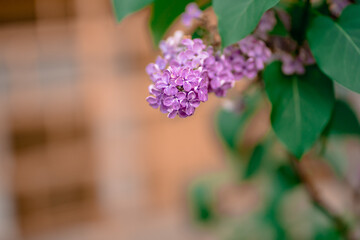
289 155 350 238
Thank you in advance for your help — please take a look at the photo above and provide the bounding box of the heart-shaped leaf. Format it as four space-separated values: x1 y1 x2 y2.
150 0 192 45
307 5 360 93
213 0 279 48
243 144 266 179
264 62 335 159
327 100 360 136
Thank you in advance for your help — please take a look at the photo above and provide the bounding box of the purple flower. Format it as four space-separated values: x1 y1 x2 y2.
146 63 162 82
145 32 272 118
281 54 305 75
163 91 186 110
204 53 234 97
328 0 351 17
159 31 184 61
298 44 315 65
238 36 271 72
181 3 202 27
279 44 315 75
155 70 178 95
180 91 201 115
145 33 211 118
203 36 271 97
255 10 276 39
194 73 209 102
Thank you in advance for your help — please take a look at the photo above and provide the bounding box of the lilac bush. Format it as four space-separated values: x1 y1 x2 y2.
146 4 278 118
114 0 360 238
145 5 319 118
145 32 273 118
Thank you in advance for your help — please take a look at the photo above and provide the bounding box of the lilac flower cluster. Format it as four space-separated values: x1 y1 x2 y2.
280 45 315 75
145 4 285 118
146 32 271 118
257 9 316 75
146 33 210 118
205 36 271 97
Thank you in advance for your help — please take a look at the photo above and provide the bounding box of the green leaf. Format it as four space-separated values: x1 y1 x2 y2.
189 184 214 222
313 0 332 17
275 164 301 191
243 144 265 179
269 10 288 37
150 0 192 45
192 26 206 39
198 0 212 10
307 5 360 93
327 100 360 136
217 109 244 150
112 0 153 22
213 0 279 48
288 3 308 44
263 163 300 240
314 227 342 240
264 62 335 159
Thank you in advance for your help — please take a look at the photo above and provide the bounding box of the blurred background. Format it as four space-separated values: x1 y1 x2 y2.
0 0 226 239
1 1 360 240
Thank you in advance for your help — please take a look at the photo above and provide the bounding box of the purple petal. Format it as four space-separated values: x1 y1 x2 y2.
172 101 180 110
215 88 226 97
255 58 264 70
163 96 175 106
175 77 184 85
193 42 203 53
162 71 170 82
146 63 158 75
282 63 295 75
181 38 193 47
156 56 167 70
210 78 221 89
193 39 203 45
178 52 188 63
183 81 192 92
185 3 202 18
149 85 162 96
176 92 186 100
180 99 188 108
168 110 178 119
146 96 158 105
160 103 170 113
178 109 188 118
222 81 234 90
199 78 208 88
187 91 196 100
164 86 178 95
185 106 195 116
146 96 160 109
198 89 208 102
245 70 257 79
190 100 200 108
181 14 192 27
155 81 167 89
204 56 215 66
